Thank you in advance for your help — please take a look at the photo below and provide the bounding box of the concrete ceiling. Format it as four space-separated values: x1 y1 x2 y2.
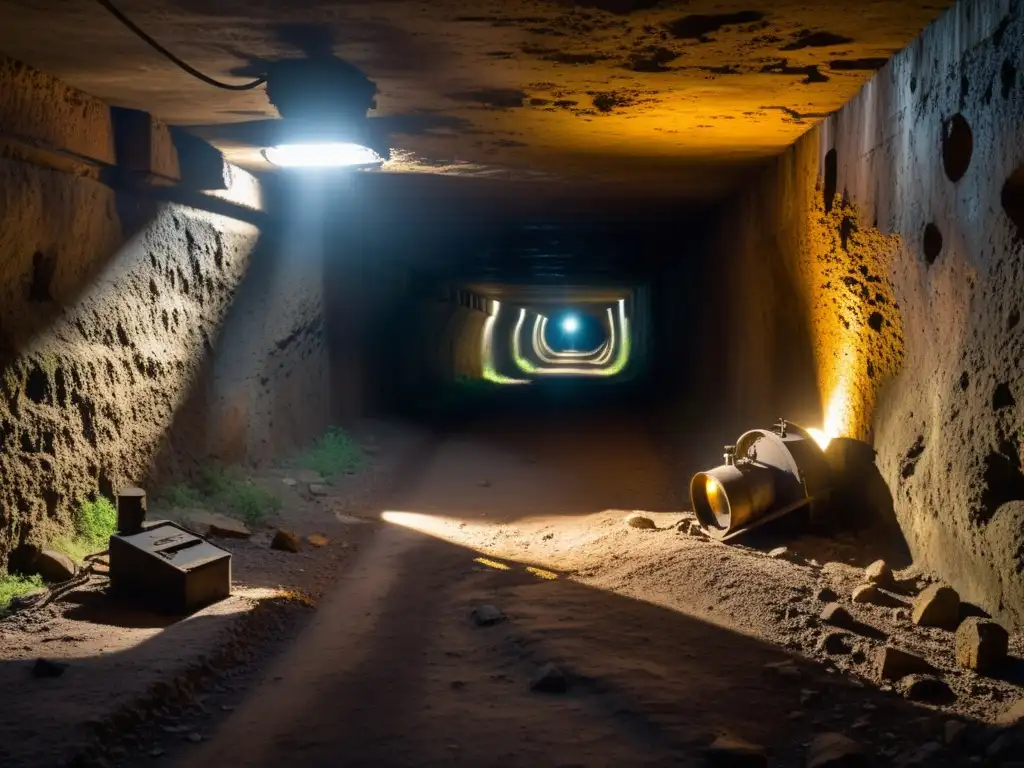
0 0 950 202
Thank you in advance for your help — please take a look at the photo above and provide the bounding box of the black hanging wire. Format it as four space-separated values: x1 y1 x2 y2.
93 0 267 91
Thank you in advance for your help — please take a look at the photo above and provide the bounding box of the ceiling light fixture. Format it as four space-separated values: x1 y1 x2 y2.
262 141 383 169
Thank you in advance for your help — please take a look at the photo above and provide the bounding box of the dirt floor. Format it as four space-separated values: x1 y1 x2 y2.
0 419 433 768
4 409 1024 767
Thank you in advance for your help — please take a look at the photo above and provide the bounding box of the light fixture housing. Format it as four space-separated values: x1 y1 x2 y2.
690 419 832 540
261 58 391 170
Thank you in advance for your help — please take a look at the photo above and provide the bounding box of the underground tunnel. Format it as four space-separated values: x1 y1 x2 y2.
1 0 1024 765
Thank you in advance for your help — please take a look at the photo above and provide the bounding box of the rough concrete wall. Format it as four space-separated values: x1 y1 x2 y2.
0 60 265 561
705 0 1024 625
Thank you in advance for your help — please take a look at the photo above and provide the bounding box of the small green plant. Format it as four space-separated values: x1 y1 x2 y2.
159 467 281 527
294 427 364 479
0 572 44 615
52 495 118 562
227 484 282 526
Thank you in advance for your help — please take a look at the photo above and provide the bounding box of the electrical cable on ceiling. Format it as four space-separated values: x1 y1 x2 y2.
93 0 267 91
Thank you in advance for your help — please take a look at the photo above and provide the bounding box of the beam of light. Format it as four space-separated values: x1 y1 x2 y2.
806 428 831 450
534 314 610 364
515 301 630 377
481 300 530 384
262 142 383 169
561 314 580 333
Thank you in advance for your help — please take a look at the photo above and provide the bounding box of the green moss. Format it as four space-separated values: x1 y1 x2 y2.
50 496 118 563
0 572 45 615
293 428 364 479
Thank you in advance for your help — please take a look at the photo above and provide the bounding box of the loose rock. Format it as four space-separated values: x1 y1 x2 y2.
530 663 567 693
471 604 505 627
32 658 68 678
806 732 867 768
911 584 960 629
180 510 251 539
896 674 956 704
308 484 330 497
679 520 709 538
955 617 1009 673
306 534 330 548
876 646 933 681
851 584 879 604
997 699 1024 727
281 477 297 487
817 632 853 656
32 549 77 583
768 547 789 559
270 530 302 553
294 470 324 484
625 513 656 530
704 735 767 766
864 559 893 587
820 603 855 629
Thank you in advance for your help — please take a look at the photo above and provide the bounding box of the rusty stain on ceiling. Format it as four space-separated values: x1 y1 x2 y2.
0 0 951 201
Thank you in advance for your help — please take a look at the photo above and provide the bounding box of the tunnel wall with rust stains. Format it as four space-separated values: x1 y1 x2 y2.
0 58 337 564
701 0 1024 625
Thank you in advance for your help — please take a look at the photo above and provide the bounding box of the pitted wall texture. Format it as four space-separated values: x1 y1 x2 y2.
706 0 1024 625
0 60 328 562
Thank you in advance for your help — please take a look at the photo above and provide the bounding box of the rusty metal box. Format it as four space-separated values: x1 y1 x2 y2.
109 521 231 614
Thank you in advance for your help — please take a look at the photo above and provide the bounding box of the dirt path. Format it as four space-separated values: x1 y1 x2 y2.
165 412 1010 767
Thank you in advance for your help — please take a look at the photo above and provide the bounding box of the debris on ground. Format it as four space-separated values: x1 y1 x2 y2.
308 484 330 497
270 530 302 553
470 604 505 627
624 512 656 530
864 559 893 587
805 732 866 768
306 534 330 548
180 510 252 539
955 617 1009 673
875 646 933 680
529 663 567 693
820 603 855 629
911 584 960 629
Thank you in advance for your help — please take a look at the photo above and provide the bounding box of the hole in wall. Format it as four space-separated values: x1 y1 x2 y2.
823 149 838 213
993 382 1016 411
867 312 884 332
24 366 49 405
910 75 918 93
27 251 56 303
959 372 970 390
1002 59 1017 99
941 114 973 183
1002 167 1024 240
960 73 970 102
922 222 943 264
1010 309 1021 330
978 438 1024 525
901 436 926 479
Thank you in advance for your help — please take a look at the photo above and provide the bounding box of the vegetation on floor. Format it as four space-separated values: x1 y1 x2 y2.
0 572 44 615
160 467 282 526
293 427 364 479
52 496 118 562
